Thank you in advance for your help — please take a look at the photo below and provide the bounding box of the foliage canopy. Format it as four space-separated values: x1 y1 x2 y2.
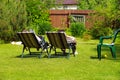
0 0 55 42
78 0 120 38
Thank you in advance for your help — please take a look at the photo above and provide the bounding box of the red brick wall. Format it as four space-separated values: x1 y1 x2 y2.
49 10 93 29
50 14 69 29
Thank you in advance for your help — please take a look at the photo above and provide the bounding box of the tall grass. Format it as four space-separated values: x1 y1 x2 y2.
0 38 120 80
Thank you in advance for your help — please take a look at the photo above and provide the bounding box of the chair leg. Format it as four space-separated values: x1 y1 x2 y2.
61 49 66 55
44 45 51 58
46 48 50 58
66 47 71 59
28 48 31 55
49 46 53 53
54 47 56 55
71 45 76 57
39 48 43 58
110 46 116 59
21 46 26 58
97 45 101 60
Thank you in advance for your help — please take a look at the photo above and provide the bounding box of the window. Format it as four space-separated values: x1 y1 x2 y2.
71 15 85 23
63 5 68 9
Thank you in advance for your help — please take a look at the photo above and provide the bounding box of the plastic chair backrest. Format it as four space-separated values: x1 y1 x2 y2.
112 29 120 43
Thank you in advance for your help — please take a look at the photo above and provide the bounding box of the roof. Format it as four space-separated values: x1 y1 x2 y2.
50 10 94 15
56 0 78 5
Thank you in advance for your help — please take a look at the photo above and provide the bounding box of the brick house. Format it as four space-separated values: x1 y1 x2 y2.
51 0 78 10
49 0 93 29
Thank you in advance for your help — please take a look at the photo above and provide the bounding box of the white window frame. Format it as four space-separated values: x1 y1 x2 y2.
63 5 68 9
71 15 85 24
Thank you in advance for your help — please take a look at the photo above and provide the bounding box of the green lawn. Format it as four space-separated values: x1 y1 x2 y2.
0 38 120 80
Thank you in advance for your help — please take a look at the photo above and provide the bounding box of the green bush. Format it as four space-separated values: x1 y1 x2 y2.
90 26 112 39
0 40 4 44
0 0 27 42
69 22 86 37
0 20 15 42
38 22 52 35
82 31 92 41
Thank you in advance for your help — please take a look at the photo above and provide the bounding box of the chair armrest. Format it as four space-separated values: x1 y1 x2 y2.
38 35 44 40
99 36 112 43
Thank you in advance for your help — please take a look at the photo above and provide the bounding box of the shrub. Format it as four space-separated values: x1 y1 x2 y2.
82 31 92 41
0 0 27 42
69 22 86 37
37 22 52 35
0 40 4 44
90 26 112 39
0 20 15 42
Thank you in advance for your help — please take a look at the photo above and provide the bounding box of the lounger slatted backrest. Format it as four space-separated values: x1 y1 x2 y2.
46 32 69 49
17 32 41 48
46 32 57 48
58 32 69 48
17 32 48 58
46 32 76 58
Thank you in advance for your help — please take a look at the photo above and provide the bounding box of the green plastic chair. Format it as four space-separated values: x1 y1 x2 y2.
97 29 120 60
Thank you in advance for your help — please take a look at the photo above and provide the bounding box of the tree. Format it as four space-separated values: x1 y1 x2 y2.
78 0 120 38
0 0 27 42
0 0 55 42
25 0 55 34
78 0 120 28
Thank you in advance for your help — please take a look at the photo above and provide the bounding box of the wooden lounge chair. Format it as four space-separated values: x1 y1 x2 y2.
17 32 49 58
46 32 76 58
97 29 120 60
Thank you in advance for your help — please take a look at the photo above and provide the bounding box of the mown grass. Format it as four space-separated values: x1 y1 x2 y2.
0 38 120 80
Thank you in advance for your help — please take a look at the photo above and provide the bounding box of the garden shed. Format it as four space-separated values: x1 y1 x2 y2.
49 10 93 29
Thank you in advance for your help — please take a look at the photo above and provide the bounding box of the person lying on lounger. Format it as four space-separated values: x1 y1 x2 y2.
22 29 44 44
58 30 77 54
